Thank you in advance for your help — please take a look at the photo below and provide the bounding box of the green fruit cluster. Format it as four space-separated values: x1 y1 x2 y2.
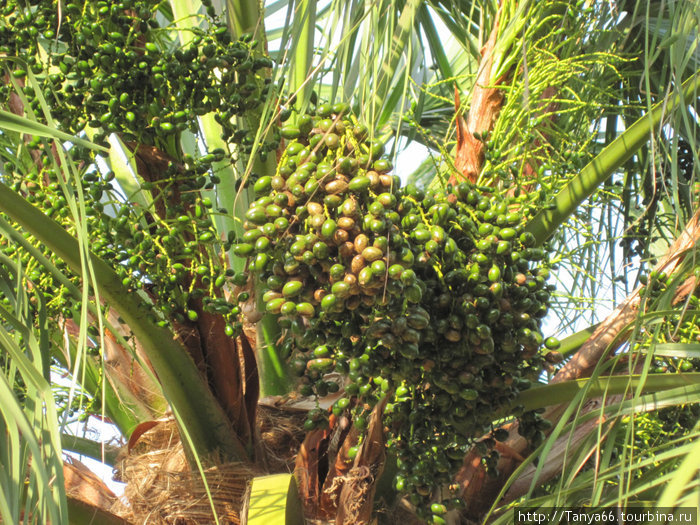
0 0 276 154
0 0 276 332
237 105 554 518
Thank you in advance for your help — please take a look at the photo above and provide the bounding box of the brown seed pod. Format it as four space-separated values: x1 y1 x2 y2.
344 274 361 295
379 174 393 188
361 246 383 262
544 351 563 364
367 170 380 189
271 175 286 190
309 214 325 229
351 254 366 274
333 228 349 244
354 233 369 253
313 288 326 302
445 329 462 342
338 241 354 259
341 197 358 217
337 216 355 230
346 295 361 310
325 179 348 195
307 201 323 215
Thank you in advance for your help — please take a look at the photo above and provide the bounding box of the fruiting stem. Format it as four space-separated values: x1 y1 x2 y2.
0 181 249 461
524 69 700 246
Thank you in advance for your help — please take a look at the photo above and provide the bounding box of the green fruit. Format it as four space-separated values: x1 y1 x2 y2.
274 216 289 230
329 264 345 280
232 273 248 286
405 284 422 303
476 238 492 252
368 139 384 159
266 297 285 313
544 336 560 350
296 302 315 317
283 280 303 297
519 231 536 247
245 206 267 224
252 253 270 272
478 223 493 236
321 293 338 311
280 125 300 139
313 345 330 358
331 281 350 297
286 141 305 155
425 240 439 254
338 156 357 174
324 133 340 149
496 240 512 255
400 269 417 285
265 204 282 218
370 259 386 275
388 264 404 280
317 103 333 117
321 219 337 238
254 175 272 194
280 301 297 315
506 211 521 225
333 102 349 114
500 227 517 240
307 358 334 373
348 175 371 192
262 290 281 303
232 243 254 256
357 266 374 286
298 114 313 134
313 241 329 259
461 389 478 401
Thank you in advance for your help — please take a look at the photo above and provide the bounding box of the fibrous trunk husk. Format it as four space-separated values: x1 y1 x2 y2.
113 419 254 525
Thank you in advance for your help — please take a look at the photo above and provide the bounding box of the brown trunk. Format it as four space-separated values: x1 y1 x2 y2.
123 140 259 450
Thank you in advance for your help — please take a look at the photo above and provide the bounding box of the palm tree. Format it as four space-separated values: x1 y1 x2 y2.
0 0 698 523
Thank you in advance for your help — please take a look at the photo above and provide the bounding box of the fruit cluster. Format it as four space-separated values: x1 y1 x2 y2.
237 105 555 520
0 0 276 331
0 0 275 153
